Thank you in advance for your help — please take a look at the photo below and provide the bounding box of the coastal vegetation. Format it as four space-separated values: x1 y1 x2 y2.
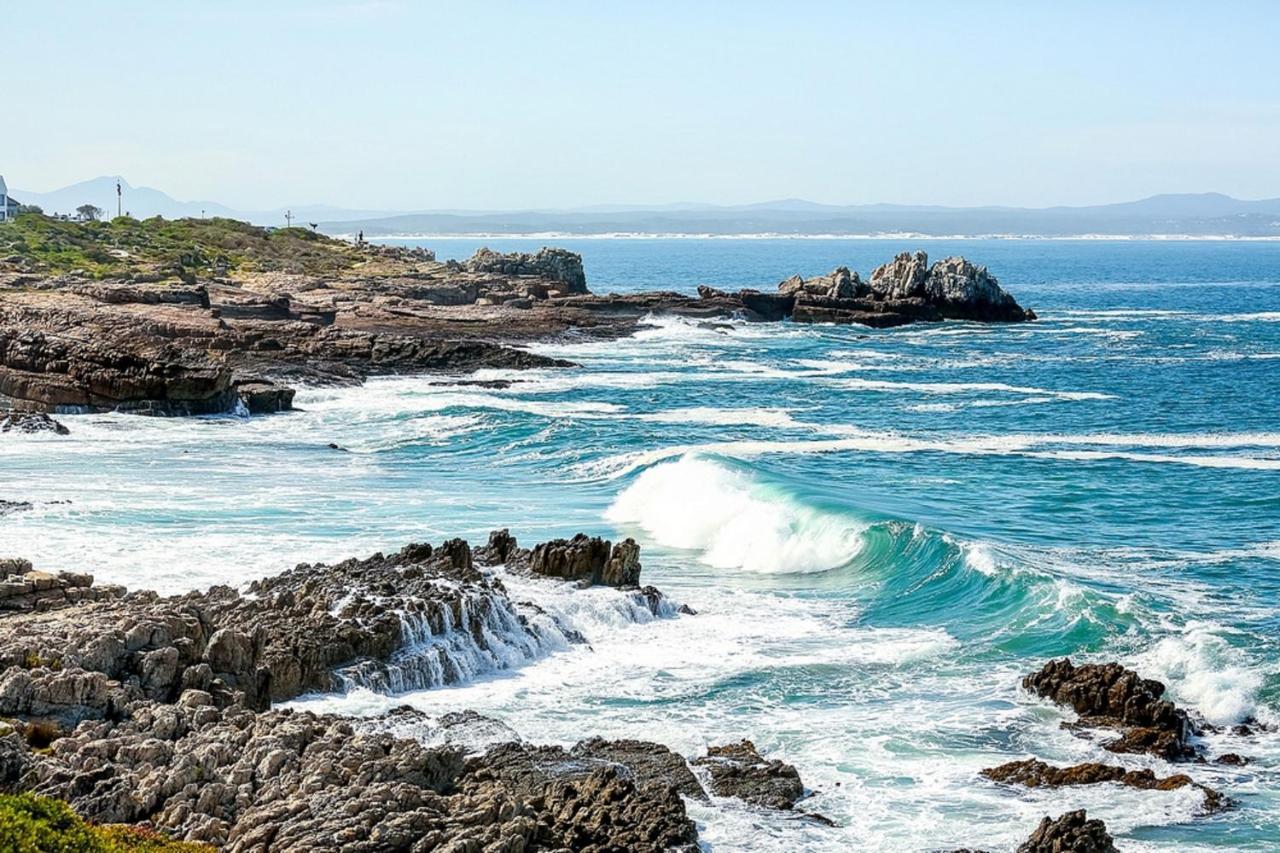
0 793 210 852
0 212 360 278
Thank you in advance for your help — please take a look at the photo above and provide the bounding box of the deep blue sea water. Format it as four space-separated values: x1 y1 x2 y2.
2 239 1278 851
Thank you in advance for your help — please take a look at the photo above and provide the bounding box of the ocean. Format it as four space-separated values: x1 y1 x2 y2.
3 238 1278 851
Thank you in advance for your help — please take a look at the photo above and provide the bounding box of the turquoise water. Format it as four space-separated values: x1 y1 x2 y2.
2 239 1279 850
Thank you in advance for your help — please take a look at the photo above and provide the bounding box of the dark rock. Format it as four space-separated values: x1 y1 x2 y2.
1216 753 1249 766
693 739 804 810
1023 658 1195 759
232 380 295 414
0 499 34 515
983 758 1224 812
0 412 70 435
527 533 643 587
1016 809 1117 853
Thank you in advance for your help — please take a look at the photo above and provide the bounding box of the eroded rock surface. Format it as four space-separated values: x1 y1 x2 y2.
0 411 70 434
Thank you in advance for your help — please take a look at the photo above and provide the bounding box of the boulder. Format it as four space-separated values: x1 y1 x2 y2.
527 533 643 587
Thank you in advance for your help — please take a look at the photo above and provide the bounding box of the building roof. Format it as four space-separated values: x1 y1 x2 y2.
0 175 7 195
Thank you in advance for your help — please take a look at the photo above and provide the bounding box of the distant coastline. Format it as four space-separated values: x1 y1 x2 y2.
351 231 1280 242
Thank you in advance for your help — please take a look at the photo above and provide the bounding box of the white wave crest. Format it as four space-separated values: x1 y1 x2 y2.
605 455 865 573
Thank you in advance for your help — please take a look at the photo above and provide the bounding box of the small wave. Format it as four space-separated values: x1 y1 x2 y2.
605 455 866 573
831 378 1116 401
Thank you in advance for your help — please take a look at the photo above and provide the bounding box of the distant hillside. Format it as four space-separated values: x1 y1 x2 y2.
9 177 395 226
319 193 1280 238
9 179 1280 237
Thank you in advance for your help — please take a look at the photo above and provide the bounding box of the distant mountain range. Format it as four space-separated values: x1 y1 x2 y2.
10 177 1280 238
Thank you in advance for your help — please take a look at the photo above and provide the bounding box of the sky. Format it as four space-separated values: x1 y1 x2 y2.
5 1 1280 211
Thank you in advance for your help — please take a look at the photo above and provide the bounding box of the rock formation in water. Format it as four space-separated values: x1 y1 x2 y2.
982 758 1224 813
782 251 1034 326
0 412 69 434
1016 809 1117 853
693 739 805 810
1023 658 1196 759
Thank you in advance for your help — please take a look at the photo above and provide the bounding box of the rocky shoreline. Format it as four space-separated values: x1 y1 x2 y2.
0 526 1253 851
0 224 1033 416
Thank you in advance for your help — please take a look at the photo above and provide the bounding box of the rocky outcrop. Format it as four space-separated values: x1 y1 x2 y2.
0 533 675 729
465 247 588 295
0 411 70 435
693 740 804 810
0 560 123 614
919 255 1032 321
4 703 698 852
983 758 1224 812
1023 658 1195 759
1016 809 1117 853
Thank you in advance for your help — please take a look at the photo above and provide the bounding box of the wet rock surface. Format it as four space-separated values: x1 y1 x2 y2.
1023 658 1196 759
693 739 805 810
1016 809 1117 853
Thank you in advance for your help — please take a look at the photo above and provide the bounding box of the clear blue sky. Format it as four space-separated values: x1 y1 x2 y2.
6 1 1279 210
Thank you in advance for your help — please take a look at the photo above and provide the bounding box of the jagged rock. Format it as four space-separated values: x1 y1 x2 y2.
1016 809 1117 853
693 740 804 810
526 533 643 587
0 412 70 435
1023 658 1195 759
859 251 1032 321
465 247 588 295
983 758 1224 812
778 266 867 299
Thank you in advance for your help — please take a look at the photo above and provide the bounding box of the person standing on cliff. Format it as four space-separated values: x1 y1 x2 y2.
358 230 364 245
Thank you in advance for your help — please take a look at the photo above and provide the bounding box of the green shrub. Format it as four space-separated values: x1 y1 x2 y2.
0 793 210 852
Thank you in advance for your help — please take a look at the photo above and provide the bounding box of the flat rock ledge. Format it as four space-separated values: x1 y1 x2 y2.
693 739 805 810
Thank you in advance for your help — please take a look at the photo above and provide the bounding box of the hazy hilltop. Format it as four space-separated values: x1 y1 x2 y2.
10 178 1280 238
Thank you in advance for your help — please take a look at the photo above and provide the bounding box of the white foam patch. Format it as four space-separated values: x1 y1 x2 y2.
634 407 803 428
1131 623 1267 727
605 455 865 573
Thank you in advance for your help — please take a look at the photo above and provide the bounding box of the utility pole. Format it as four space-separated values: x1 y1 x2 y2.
116 179 122 218
284 209 293 228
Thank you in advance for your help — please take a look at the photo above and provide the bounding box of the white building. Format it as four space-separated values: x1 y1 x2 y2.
0 176 19 222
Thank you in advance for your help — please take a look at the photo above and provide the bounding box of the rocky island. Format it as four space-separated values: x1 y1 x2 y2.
0 214 1032 417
